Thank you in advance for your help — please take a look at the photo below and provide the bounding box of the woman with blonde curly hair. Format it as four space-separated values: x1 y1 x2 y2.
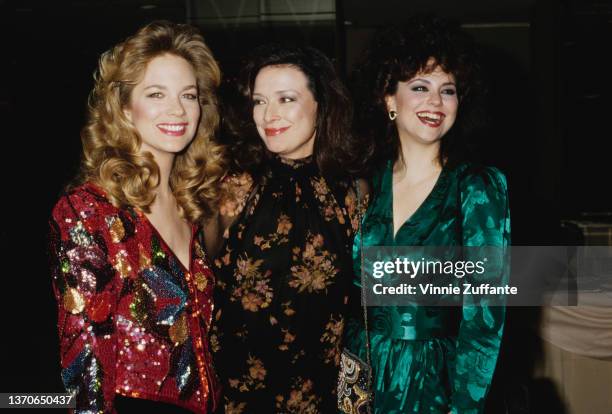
49 21 225 413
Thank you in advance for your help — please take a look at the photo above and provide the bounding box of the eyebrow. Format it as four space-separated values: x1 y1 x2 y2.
143 84 198 91
252 89 300 96
406 78 456 86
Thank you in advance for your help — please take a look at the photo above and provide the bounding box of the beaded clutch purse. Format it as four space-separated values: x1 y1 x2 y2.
337 348 372 414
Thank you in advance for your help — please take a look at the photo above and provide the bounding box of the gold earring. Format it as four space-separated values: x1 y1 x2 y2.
388 110 397 121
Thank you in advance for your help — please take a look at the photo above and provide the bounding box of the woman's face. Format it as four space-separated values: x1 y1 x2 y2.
124 54 201 160
385 65 458 147
252 65 318 159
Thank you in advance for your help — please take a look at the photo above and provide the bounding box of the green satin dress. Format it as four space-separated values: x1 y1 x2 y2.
345 161 510 414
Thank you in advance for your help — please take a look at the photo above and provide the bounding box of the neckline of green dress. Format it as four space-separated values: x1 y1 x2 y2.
379 160 450 243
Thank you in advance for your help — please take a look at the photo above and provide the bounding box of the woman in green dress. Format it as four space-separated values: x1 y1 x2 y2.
344 16 510 414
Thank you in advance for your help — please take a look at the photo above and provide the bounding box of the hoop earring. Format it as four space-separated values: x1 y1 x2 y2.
388 110 397 121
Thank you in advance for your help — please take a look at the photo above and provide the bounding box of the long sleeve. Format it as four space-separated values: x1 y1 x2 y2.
50 194 118 414
449 167 510 414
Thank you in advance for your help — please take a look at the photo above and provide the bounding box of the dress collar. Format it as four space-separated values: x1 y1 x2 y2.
267 154 318 179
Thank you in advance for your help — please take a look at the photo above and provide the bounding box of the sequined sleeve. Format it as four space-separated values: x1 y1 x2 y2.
449 167 510 414
50 193 118 413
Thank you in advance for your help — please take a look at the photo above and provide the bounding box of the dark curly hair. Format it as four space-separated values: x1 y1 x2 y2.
220 43 363 178
353 15 485 174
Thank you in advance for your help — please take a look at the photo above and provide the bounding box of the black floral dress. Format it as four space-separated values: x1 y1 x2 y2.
210 156 360 413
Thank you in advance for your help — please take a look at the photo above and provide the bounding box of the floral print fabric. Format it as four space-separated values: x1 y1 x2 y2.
211 156 360 413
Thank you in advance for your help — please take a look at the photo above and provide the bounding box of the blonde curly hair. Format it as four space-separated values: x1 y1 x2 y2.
77 20 225 223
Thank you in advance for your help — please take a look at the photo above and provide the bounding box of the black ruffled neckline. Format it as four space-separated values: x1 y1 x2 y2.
267 155 317 179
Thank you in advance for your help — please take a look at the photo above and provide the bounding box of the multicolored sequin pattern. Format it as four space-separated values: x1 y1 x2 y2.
49 183 218 413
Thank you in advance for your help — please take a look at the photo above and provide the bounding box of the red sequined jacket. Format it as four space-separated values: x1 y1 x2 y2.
49 183 220 413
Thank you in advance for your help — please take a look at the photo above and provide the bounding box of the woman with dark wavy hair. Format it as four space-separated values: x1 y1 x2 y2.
49 21 224 413
343 16 510 414
207 44 365 413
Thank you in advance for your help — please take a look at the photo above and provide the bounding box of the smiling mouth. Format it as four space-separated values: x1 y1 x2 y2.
416 111 445 128
157 123 188 136
264 126 290 137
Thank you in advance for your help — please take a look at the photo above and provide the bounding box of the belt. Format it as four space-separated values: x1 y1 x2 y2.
369 307 458 340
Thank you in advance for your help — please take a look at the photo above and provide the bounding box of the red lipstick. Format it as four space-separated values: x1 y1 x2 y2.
416 111 445 128
264 126 290 137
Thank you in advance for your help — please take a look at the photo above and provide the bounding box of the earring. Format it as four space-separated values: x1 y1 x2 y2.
388 110 397 121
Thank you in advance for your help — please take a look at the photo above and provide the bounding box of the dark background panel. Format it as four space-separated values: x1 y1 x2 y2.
2 0 611 411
